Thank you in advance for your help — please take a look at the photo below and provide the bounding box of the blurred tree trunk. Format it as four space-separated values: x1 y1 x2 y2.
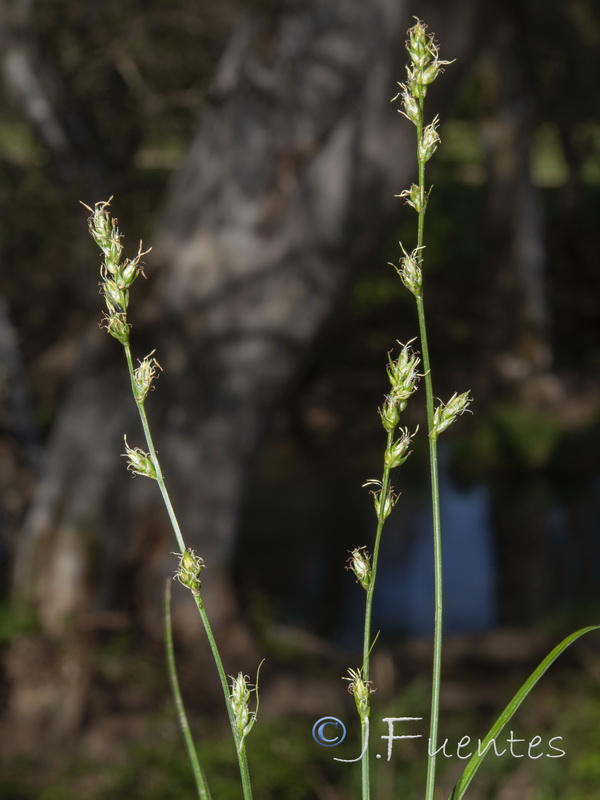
479 0 552 389
8 0 482 747
0 0 107 194
0 296 39 577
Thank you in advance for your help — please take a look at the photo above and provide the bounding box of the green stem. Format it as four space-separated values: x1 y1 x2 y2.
122 340 254 799
414 111 444 800
361 429 395 800
193 595 254 800
165 581 212 800
123 341 186 554
418 297 443 800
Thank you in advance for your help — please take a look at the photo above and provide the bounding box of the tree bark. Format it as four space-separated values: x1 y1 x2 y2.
0 0 107 194
479 0 552 387
0 296 40 581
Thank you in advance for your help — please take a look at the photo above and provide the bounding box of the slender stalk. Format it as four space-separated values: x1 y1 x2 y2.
360 429 394 799
391 22 470 800
353 351 419 800
413 103 444 800
416 299 444 800
192 596 254 800
122 342 253 798
165 581 212 800
122 341 254 799
362 432 394 676
85 199 257 800
123 341 186 555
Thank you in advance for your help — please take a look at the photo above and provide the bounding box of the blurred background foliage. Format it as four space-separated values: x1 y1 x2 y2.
0 0 600 797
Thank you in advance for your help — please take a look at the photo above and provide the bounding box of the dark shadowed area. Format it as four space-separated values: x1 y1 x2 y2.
0 0 599 797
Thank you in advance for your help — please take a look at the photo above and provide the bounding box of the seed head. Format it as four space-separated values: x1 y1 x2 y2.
386 341 421 401
344 667 373 721
394 245 423 297
84 199 124 279
384 426 416 469
363 479 399 522
396 184 424 213
176 548 205 596
122 436 157 479
230 672 257 749
83 198 122 270
101 312 131 344
133 352 162 403
407 19 431 70
379 393 400 432
375 485 398 521
84 198 151 342
405 18 453 97
419 116 441 163
103 278 129 316
394 82 421 125
347 547 372 591
118 241 150 288
431 391 472 437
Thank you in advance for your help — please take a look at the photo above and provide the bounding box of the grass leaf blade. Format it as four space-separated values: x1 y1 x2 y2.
165 580 212 800
449 625 600 800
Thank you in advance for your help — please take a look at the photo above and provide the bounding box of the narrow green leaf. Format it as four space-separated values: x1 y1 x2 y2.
165 580 213 800
449 625 600 800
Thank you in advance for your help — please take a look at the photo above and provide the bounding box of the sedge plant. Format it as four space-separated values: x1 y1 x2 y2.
83 16 599 800
345 19 470 800
84 198 258 800
344 17 599 800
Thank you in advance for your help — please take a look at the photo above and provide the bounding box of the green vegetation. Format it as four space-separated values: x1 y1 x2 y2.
2 4 600 799
3 661 600 799
75 19 599 800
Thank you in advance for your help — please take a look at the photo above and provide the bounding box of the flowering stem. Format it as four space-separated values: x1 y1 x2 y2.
416 288 443 800
192 595 254 800
86 198 256 800
391 20 465 800
360 428 394 799
123 340 186 554
415 83 444 800
362 433 394 676
120 346 254 798
355 349 419 799
122 342 253 797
